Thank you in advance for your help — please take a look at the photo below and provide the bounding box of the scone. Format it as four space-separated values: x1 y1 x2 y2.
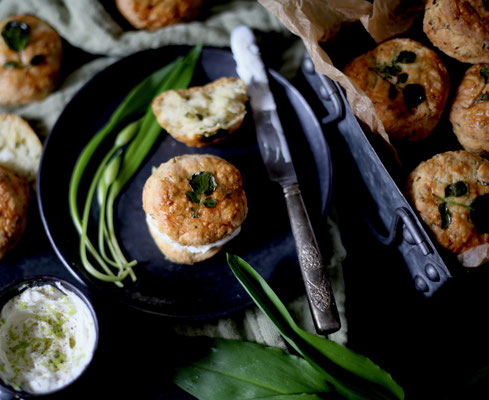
407 151 489 254
0 15 62 105
115 0 203 30
450 64 489 155
343 38 450 141
0 114 43 182
142 154 247 264
0 165 30 259
423 0 489 64
152 77 247 147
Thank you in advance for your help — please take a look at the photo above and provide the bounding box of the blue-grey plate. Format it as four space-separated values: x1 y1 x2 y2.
37 46 332 320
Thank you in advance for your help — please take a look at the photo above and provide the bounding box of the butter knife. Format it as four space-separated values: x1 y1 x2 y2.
230 26 340 334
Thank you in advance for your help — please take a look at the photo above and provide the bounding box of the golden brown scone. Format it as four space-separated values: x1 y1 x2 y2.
115 0 203 30
152 77 247 147
450 64 489 154
0 15 62 106
343 38 450 141
407 151 489 254
423 0 489 64
0 114 43 182
142 154 247 264
0 165 29 260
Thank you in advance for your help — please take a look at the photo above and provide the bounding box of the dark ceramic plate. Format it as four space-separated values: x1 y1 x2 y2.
37 46 332 320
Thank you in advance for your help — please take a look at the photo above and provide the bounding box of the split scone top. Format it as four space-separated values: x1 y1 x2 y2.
142 154 247 264
423 0 489 64
152 77 247 147
407 151 489 254
343 38 450 141
450 64 489 155
0 15 62 105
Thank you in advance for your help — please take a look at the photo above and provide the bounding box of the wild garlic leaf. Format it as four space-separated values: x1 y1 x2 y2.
439 202 452 230
189 171 217 195
403 84 426 108
1 20 30 51
226 254 405 400
203 198 218 208
478 92 489 103
445 181 469 198
3 61 21 69
173 338 331 400
393 51 416 64
30 55 45 66
185 191 200 204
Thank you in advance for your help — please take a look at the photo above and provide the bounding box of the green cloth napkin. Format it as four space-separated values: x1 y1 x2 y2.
0 0 347 346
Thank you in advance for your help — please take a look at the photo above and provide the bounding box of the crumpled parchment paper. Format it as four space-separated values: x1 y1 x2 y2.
258 0 425 146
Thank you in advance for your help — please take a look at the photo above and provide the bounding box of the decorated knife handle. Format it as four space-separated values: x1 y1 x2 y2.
283 183 341 334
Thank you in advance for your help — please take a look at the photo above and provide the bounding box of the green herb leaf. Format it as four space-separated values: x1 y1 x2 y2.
388 84 398 100
69 45 202 286
185 191 200 204
470 194 489 233
397 73 408 85
438 202 451 230
478 92 489 104
173 338 332 400
3 61 21 69
226 254 405 400
189 171 217 196
203 198 218 208
403 84 426 108
30 54 45 66
480 65 489 84
445 181 469 198
1 20 30 51
393 51 416 64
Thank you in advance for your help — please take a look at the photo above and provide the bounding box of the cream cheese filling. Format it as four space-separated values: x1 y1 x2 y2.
146 214 241 254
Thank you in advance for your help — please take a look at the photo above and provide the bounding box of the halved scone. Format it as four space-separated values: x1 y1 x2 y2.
0 114 42 183
152 77 247 147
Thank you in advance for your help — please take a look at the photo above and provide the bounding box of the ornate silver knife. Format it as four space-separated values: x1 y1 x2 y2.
230 26 340 334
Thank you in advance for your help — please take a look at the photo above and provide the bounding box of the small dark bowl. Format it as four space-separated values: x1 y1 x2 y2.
0 275 99 399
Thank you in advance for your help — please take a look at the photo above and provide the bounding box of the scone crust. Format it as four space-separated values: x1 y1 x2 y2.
407 151 489 254
115 0 203 30
450 64 489 154
423 0 489 63
343 38 450 141
142 154 247 246
146 219 222 265
152 77 247 147
0 15 62 106
0 165 29 259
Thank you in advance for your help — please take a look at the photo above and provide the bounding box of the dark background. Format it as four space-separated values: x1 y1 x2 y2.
2 10 489 399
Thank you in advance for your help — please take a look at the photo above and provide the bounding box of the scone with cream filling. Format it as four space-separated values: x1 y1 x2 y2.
152 77 247 147
142 154 247 264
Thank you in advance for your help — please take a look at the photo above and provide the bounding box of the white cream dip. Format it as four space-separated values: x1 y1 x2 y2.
146 213 241 254
0 283 97 394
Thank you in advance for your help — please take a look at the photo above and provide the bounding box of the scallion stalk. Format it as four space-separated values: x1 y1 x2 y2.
69 45 202 286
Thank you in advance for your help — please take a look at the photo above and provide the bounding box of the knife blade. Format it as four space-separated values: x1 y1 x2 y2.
231 26 341 334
